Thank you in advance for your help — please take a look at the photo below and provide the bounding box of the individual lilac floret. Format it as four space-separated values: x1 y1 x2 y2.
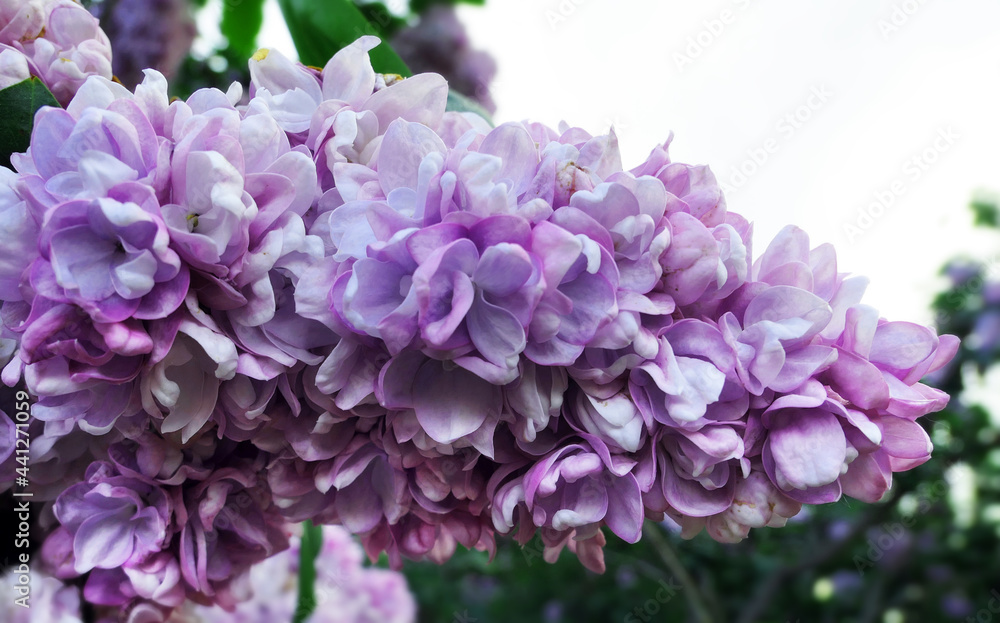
492 435 643 547
53 460 172 574
175 462 290 609
36 190 188 323
683 471 803 543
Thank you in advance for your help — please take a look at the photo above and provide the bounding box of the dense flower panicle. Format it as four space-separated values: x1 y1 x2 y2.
0 34 958 617
0 0 113 104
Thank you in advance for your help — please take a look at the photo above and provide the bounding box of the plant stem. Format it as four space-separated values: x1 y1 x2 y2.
642 523 714 623
293 520 324 623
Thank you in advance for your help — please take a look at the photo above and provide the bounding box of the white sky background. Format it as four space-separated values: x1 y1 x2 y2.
248 0 1000 327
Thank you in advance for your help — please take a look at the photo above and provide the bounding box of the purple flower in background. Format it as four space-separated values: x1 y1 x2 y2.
167 525 415 623
1 567 84 623
89 0 196 90
391 5 497 113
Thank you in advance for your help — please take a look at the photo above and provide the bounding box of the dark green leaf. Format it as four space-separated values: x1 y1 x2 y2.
0 78 60 169
277 0 411 75
354 1 408 38
292 521 324 623
221 0 268 61
971 199 999 228
445 90 494 126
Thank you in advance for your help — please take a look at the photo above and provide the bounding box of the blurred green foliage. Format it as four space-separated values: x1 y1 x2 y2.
221 0 267 61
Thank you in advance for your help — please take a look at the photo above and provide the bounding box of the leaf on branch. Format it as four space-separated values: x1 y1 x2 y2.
277 0 411 75
221 0 268 61
446 90 494 126
354 1 409 39
0 78 60 169
971 199 999 228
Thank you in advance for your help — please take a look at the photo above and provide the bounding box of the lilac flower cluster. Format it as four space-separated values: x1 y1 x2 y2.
0 34 957 616
0 0 112 103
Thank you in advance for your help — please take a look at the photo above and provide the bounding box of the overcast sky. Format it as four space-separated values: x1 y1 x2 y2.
251 0 1000 326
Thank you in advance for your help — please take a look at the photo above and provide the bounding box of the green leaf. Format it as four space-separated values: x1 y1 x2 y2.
0 78 60 169
292 521 324 623
221 0 267 61
354 1 408 39
277 0 411 75
446 90 494 126
971 199 999 228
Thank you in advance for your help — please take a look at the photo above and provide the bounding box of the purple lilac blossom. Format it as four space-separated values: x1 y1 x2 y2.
0 0 113 104
0 33 958 617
